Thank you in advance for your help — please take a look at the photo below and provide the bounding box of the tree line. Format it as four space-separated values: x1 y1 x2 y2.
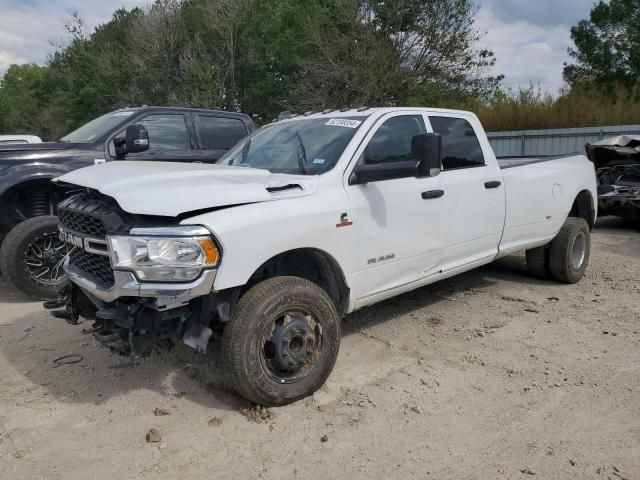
1 0 639 140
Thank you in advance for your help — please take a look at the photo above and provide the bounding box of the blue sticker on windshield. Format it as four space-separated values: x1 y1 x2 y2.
313 158 326 165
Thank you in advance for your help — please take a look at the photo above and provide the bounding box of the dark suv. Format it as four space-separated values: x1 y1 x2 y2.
0 106 255 298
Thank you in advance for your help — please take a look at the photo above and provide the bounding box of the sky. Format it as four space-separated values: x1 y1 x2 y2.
476 0 597 92
0 0 598 93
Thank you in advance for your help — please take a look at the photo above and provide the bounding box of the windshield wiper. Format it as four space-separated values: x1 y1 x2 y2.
295 131 307 175
230 138 251 166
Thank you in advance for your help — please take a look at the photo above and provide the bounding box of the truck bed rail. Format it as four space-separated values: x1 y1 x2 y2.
497 153 581 169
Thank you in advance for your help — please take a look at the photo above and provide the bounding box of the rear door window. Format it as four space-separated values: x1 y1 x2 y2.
429 116 485 170
197 116 248 150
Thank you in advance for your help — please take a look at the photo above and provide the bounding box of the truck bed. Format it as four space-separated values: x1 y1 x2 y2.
496 150 596 259
497 153 579 169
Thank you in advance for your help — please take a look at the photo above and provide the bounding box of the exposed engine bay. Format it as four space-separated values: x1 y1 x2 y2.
587 135 640 225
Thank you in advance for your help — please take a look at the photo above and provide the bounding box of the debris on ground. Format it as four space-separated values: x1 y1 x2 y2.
520 468 536 475
153 408 170 416
146 428 161 443
611 465 629 480
208 416 224 426
320 434 329 442
403 402 423 415
16 332 29 343
501 295 529 303
241 405 273 423
51 354 83 368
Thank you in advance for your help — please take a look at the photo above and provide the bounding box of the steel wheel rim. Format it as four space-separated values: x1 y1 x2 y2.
571 232 586 270
260 309 324 384
24 232 67 286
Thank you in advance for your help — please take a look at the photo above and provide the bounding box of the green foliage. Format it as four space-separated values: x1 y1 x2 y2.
564 0 640 96
0 0 502 139
0 64 58 138
288 0 503 111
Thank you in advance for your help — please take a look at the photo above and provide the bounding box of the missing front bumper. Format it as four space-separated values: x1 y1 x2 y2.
47 268 233 360
64 261 217 304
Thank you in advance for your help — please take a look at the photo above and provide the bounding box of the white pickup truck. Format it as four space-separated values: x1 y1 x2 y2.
48 107 597 406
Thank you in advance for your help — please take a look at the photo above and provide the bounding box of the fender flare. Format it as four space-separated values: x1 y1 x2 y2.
0 165 75 198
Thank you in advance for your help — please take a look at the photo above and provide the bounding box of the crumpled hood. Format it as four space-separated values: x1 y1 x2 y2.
586 135 640 168
54 161 319 217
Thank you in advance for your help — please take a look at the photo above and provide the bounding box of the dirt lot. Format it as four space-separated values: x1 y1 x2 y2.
0 218 638 480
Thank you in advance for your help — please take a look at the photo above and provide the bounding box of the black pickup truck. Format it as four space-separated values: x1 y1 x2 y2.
0 106 255 299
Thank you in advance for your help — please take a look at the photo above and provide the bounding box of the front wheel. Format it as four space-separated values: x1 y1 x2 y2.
0 216 67 299
222 276 340 406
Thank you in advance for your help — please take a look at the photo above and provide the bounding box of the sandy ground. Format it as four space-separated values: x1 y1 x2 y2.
0 218 638 480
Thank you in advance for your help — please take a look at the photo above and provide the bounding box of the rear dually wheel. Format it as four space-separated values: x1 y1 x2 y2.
548 217 591 284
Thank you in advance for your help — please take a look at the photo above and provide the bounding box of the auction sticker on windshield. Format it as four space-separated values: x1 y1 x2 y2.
325 119 362 128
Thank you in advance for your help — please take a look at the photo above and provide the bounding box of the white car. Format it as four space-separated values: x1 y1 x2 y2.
49 107 597 405
0 134 42 144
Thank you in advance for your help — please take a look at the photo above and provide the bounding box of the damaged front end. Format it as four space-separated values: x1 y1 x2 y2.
47 281 238 360
45 192 236 361
587 135 640 225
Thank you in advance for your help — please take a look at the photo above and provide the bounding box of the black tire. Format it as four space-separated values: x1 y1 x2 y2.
548 217 591 284
0 216 66 299
525 246 550 279
222 276 340 406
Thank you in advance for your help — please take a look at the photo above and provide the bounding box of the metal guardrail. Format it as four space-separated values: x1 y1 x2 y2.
487 124 640 157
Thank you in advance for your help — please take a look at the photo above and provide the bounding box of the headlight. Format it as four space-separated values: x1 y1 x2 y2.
107 228 219 282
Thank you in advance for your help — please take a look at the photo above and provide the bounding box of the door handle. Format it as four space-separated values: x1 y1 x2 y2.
484 180 502 189
421 190 445 200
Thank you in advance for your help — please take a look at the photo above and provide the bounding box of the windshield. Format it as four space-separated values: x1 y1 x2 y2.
218 117 365 174
60 110 136 143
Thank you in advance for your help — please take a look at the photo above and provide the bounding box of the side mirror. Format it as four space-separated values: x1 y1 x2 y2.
349 161 419 185
412 133 441 177
125 124 149 154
